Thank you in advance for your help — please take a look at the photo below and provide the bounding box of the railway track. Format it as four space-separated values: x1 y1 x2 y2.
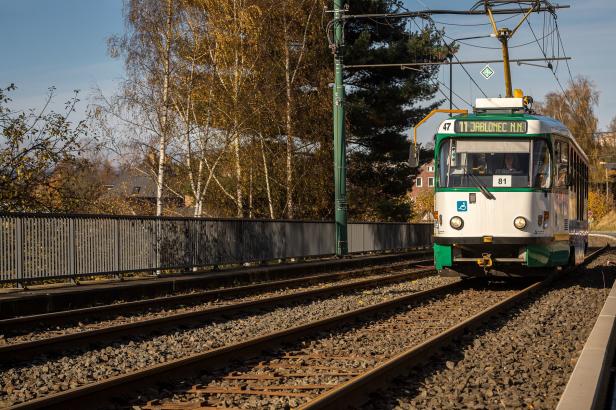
135 281 530 410
0 256 432 341
1 256 432 326
0 262 436 362
4 248 606 409
0 250 432 319
301 247 608 410
4 277 465 409
364 246 615 409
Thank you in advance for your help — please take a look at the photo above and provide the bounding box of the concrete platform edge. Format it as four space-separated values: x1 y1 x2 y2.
557 280 616 410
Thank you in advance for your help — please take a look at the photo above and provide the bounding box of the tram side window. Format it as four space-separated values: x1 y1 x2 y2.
585 164 589 217
555 140 569 187
574 154 579 218
532 140 551 188
569 148 577 220
437 139 450 187
577 155 584 219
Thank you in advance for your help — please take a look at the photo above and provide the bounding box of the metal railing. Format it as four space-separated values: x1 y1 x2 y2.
0 213 433 284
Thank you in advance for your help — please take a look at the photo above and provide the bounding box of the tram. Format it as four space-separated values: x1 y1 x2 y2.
431 94 589 277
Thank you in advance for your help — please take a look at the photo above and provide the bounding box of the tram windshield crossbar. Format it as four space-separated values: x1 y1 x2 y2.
438 138 551 189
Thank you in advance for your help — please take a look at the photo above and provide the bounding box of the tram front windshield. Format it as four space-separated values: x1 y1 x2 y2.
438 139 551 188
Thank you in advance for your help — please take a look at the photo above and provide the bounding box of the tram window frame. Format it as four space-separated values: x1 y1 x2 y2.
580 157 584 217
568 147 577 220
585 163 589 217
570 148 576 192
531 139 552 189
555 140 570 188
578 155 584 218
575 154 579 218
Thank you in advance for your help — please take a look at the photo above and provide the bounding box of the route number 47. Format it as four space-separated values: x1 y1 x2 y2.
493 175 511 187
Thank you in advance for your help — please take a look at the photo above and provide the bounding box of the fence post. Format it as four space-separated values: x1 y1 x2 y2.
113 219 121 280
68 218 76 282
15 218 24 287
155 218 161 276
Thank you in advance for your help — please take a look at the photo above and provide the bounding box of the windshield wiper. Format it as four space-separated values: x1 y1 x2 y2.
464 170 496 200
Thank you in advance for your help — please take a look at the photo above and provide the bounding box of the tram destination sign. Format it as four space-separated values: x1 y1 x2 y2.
455 120 527 134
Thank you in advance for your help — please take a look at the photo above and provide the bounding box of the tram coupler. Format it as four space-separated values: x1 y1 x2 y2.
477 253 493 273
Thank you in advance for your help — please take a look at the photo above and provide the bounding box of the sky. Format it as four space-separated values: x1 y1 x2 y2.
0 0 614 146
0 0 124 116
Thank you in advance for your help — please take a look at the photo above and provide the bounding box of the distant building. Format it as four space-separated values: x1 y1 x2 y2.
105 170 184 210
410 159 435 200
409 160 435 221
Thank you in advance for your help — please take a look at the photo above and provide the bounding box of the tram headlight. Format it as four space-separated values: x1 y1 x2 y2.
514 216 527 230
450 216 464 230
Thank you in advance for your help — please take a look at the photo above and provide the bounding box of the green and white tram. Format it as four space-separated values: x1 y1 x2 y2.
432 96 589 277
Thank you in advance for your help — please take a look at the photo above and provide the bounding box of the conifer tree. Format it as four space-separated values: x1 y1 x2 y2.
343 0 445 220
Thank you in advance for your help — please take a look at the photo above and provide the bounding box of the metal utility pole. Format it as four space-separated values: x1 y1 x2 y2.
607 167 610 203
333 0 347 256
601 162 610 203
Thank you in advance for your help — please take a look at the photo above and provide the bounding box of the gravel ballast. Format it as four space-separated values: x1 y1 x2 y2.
0 274 452 406
365 251 616 410
0 266 432 345
134 282 520 409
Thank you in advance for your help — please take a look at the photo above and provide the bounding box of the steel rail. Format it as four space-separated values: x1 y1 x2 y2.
0 265 436 363
0 257 432 332
9 249 606 409
299 246 610 409
0 249 432 318
7 275 461 410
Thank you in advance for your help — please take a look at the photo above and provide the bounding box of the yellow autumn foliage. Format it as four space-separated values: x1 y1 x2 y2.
412 189 434 222
589 189 612 222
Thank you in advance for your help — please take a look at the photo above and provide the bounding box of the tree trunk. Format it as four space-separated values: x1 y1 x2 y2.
232 0 243 218
233 132 243 217
284 28 294 219
248 164 253 218
193 160 204 217
156 0 173 217
260 135 275 219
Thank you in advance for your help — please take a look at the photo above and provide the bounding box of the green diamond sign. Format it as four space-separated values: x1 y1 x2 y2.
480 64 495 80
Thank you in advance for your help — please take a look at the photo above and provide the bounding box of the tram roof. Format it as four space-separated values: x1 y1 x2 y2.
436 112 589 162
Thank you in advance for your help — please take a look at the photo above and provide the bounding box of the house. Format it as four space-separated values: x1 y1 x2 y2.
105 170 184 212
409 159 435 200
409 160 435 221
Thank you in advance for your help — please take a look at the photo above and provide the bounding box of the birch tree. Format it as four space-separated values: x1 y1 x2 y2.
196 0 263 217
276 0 318 218
105 0 179 216
170 4 234 217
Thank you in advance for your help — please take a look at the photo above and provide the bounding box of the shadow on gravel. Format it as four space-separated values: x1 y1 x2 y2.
362 253 616 409
2 278 454 369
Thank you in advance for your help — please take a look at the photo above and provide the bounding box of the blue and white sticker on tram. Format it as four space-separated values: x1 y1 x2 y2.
457 201 468 212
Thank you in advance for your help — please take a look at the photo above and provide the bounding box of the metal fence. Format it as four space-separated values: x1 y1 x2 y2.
0 213 433 283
